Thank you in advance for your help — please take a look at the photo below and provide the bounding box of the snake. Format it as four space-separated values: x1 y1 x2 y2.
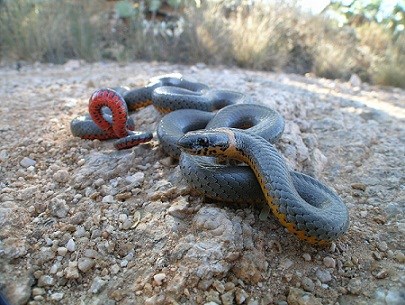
177 128 350 244
70 74 349 243
70 74 245 149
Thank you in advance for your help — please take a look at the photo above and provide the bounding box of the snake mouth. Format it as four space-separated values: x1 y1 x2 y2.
177 130 230 156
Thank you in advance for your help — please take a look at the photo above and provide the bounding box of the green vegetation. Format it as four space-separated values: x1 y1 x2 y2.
0 0 404 88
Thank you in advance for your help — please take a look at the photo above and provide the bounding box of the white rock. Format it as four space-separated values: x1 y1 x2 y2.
125 172 145 186
53 169 70 183
20 157 36 168
102 195 114 203
349 73 362 87
65 261 79 279
323 256 336 268
78 257 95 272
89 277 106 294
0 150 8 161
50 292 64 301
153 273 166 286
66 239 76 252
57 247 68 256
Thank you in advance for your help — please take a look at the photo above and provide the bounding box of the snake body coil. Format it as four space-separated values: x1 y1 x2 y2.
70 74 350 244
178 128 349 244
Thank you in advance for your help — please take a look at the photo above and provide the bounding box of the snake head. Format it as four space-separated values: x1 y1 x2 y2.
178 129 231 156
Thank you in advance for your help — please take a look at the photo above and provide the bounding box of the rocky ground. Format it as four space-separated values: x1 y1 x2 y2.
0 60 404 305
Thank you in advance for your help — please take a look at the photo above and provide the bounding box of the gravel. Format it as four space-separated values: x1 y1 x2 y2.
0 60 404 305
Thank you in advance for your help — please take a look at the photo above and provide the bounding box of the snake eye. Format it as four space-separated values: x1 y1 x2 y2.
197 137 209 147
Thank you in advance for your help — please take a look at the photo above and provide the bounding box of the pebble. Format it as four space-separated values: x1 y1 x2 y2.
301 277 315 292
323 256 336 268
394 251 405 263
53 169 69 183
235 288 248 304
102 195 114 203
50 292 64 301
66 239 76 252
78 257 95 272
287 287 323 305
315 268 332 283
377 241 388 252
37 275 55 287
0 149 8 161
49 198 69 218
347 278 362 294
89 277 106 294
302 253 311 261
84 249 99 258
125 172 145 186
20 157 36 168
32 288 45 296
220 290 235 305
57 247 68 256
65 261 80 279
153 273 166 286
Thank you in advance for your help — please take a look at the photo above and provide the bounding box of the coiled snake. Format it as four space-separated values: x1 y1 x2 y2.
70 74 349 244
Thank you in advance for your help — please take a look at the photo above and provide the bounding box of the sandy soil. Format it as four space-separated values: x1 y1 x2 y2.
0 60 404 305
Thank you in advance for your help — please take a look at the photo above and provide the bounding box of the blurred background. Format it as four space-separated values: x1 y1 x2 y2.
0 0 403 87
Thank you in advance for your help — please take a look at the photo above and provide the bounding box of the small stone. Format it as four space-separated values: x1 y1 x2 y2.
110 264 120 275
351 183 366 191
120 259 128 267
116 192 132 201
301 277 315 292
94 178 105 187
315 268 332 283
168 196 190 219
287 287 323 305
224 282 235 291
57 247 68 256
349 73 362 87
0 149 8 161
32 288 45 296
212 280 225 293
159 156 174 166
66 239 76 252
53 169 69 183
323 256 336 268
220 290 235 305
279 258 294 270
153 273 166 286
89 276 106 294
347 278 362 294
65 261 80 279
50 292 64 301
377 241 388 252
49 198 69 218
302 253 311 261
102 195 114 203
235 287 248 304
394 251 405 263
373 268 389 279
20 157 36 168
84 249 99 258
37 275 55 287
78 257 95 272
125 172 144 187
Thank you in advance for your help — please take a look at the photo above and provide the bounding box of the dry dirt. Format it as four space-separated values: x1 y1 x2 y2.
0 60 404 305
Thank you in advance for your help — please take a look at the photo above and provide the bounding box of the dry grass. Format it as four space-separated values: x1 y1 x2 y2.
0 0 403 88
